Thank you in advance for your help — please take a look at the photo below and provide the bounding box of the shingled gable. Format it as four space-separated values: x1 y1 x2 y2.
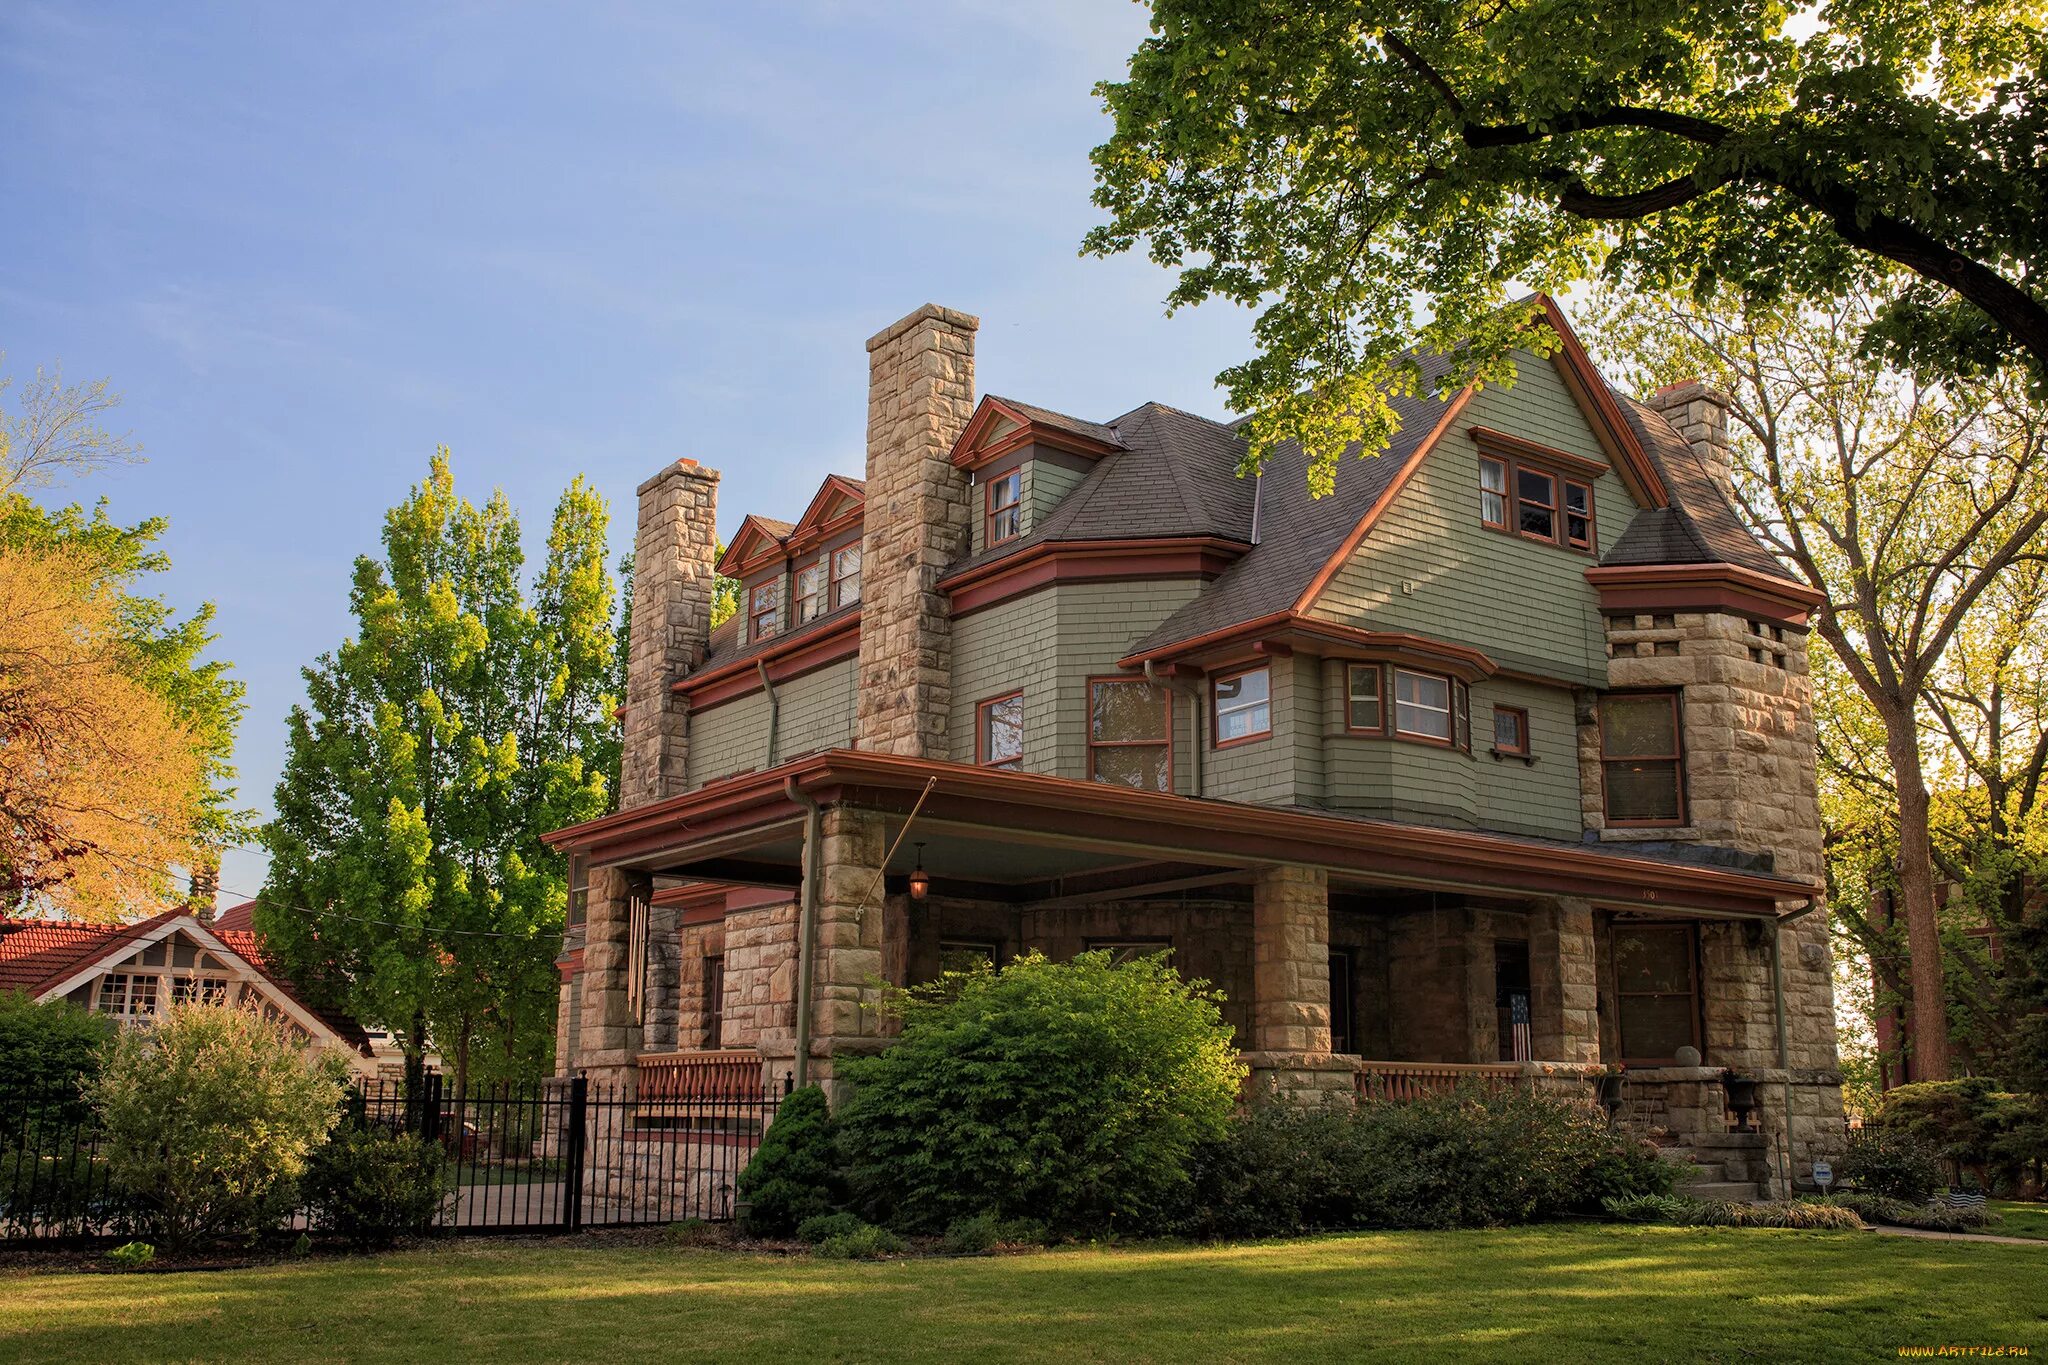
950 394 1126 470
783 474 865 555
714 514 796 579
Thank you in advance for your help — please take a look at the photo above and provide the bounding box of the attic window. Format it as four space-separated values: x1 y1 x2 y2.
794 561 826 624
749 582 780 641
831 544 862 608
1477 448 1597 554
987 470 1023 545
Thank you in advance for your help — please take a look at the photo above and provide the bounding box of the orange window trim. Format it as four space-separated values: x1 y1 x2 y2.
1344 661 1387 736
1210 662 1272 749
1492 705 1531 757
1479 448 1598 556
1599 690 1687 827
1085 675 1174 790
976 690 1025 769
986 467 1023 546
1390 666 1456 748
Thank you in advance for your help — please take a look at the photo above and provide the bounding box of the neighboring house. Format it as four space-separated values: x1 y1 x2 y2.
547 298 1842 1188
0 908 374 1071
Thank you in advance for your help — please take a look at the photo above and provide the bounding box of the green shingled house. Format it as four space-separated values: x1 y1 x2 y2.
547 298 1843 1199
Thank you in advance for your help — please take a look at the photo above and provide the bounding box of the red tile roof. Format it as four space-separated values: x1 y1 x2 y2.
0 913 370 1054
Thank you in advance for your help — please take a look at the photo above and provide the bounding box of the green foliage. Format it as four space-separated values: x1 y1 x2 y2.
0 989 114 1126
301 1125 450 1248
1602 1193 1696 1224
1873 1079 2044 1191
737 1085 842 1236
1839 1126 1943 1203
940 1213 1002 1255
1820 1192 2001 1232
260 452 622 1088
836 951 1243 1235
1089 1 2047 489
1672 1199 1864 1230
794 1210 867 1246
0 1143 128 1240
1178 1089 1672 1239
89 1003 346 1246
813 1222 906 1260
103 1241 154 1268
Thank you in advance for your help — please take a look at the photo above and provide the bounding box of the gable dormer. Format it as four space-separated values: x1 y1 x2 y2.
718 515 792 646
950 396 1124 554
783 475 867 627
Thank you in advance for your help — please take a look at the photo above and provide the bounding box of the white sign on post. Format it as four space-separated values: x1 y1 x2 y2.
1812 1161 1833 1192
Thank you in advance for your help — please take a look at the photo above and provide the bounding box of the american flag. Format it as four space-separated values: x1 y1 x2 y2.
1510 993 1532 1062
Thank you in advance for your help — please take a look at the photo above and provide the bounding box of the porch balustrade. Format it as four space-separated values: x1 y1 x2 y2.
1353 1060 1523 1101
634 1048 771 1126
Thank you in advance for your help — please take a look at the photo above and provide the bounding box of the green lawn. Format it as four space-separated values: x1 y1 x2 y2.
2 1226 2042 1364
1991 1200 2048 1241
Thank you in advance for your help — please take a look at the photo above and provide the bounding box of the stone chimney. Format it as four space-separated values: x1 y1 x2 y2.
856 304 979 757
1648 378 1734 495
619 458 720 808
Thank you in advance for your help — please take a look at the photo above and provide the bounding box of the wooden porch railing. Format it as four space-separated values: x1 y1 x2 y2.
636 1049 766 1105
1354 1060 1523 1101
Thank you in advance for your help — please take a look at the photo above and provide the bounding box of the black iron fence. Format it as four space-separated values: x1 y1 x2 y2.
1 1069 787 1244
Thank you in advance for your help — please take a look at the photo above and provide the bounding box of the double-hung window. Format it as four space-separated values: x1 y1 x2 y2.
1613 923 1701 1064
1392 668 1453 743
1477 442 1598 553
1480 457 1509 530
793 561 826 623
831 544 862 608
986 470 1023 544
1345 663 1384 733
977 692 1024 770
1517 468 1557 542
748 582 780 641
1212 666 1271 745
1564 480 1594 550
1600 692 1685 825
1088 678 1171 791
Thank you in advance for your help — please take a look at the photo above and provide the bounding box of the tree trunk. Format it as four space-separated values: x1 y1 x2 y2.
1886 717 1953 1082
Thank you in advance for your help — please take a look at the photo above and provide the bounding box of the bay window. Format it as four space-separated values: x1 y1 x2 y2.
1345 663 1384 733
1392 668 1453 743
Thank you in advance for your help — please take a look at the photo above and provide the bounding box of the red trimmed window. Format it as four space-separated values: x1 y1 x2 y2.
1600 692 1685 825
1517 467 1557 542
977 692 1024 770
1480 457 1509 530
1345 663 1384 733
1613 923 1701 1065
794 561 826 623
1212 665 1271 745
1479 450 1597 553
1392 668 1453 744
1492 705 1530 757
748 582 780 640
1564 480 1594 550
1088 678 1171 791
830 544 862 608
986 469 1023 544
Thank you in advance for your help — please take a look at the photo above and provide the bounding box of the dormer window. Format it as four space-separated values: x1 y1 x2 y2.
794 561 826 624
987 469 1023 545
831 544 862 608
1475 436 1599 554
749 582 780 641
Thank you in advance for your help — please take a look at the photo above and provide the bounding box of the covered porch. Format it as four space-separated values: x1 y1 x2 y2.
547 750 1817 1126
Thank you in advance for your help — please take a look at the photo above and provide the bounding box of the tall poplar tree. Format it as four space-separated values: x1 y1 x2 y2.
259 453 620 1091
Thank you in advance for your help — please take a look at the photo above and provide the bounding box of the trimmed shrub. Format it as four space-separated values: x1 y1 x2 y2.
941 1213 1002 1255
302 1125 450 1247
837 951 1242 1235
737 1085 842 1236
795 1210 868 1245
90 1003 347 1247
1839 1125 1942 1203
814 1222 906 1260
0 989 115 1128
1180 1086 1674 1238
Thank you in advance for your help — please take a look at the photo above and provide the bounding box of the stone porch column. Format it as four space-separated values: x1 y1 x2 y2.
809 806 890 1102
577 866 651 1091
1246 866 1353 1106
1529 898 1600 1064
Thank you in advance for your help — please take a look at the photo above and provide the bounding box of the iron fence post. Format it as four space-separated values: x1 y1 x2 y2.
563 1076 588 1234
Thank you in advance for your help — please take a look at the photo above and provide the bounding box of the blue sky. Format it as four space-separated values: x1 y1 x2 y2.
1 3 1265 907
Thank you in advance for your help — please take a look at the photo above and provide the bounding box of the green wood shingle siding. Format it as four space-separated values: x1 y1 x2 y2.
686 657 858 787
951 579 1205 787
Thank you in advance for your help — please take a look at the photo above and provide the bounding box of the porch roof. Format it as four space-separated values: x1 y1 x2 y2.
545 751 1817 920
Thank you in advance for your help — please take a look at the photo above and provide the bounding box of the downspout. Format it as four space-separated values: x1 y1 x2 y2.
755 659 780 770
1770 898 1822 1198
1144 659 1202 797
786 777 822 1091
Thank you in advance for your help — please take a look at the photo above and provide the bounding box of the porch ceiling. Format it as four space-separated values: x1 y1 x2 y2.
543 750 1817 920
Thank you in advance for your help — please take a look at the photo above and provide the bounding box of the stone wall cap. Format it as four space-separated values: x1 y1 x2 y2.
637 459 722 497
866 303 981 352
1647 377 1732 409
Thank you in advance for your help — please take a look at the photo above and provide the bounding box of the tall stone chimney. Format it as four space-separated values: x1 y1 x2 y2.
620 458 720 808
856 304 978 757
1648 378 1734 495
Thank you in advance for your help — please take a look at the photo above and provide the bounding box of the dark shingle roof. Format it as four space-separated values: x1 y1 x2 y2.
983 396 1126 450
1604 393 1785 576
